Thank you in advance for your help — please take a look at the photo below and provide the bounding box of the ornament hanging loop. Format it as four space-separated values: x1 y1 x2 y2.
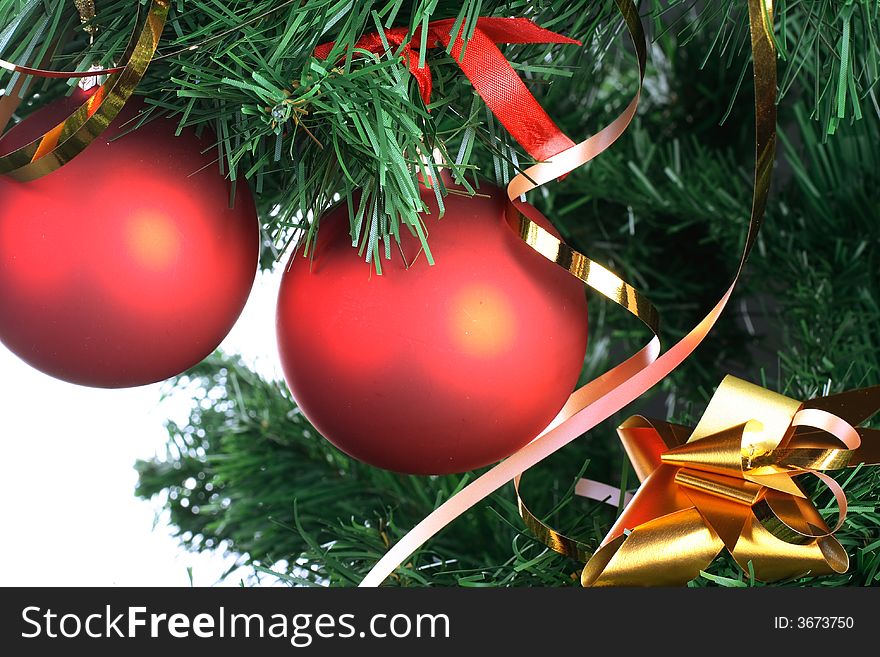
74 0 99 44
75 0 105 90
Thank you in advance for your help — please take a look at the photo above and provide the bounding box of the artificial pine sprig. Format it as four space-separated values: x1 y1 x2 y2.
4 1 877 264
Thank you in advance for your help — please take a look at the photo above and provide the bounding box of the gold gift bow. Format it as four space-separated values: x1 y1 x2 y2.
520 376 880 586
0 0 169 181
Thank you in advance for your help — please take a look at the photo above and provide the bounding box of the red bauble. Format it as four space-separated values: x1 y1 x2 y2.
276 182 588 474
0 90 259 387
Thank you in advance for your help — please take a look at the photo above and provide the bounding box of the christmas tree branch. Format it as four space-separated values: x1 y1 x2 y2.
133 3 880 585
3 1 877 265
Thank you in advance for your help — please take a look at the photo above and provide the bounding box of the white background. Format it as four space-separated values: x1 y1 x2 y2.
0 269 284 586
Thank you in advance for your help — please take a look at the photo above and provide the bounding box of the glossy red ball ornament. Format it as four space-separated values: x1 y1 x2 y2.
276 181 588 474
0 90 259 387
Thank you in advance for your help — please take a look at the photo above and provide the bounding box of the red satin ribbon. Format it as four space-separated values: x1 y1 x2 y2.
315 18 579 163
0 59 124 79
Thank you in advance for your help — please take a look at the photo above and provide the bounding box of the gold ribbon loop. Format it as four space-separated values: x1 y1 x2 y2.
0 0 169 181
674 469 763 506
581 508 724 587
662 423 754 477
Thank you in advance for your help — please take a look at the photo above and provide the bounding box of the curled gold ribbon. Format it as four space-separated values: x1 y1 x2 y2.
575 378 880 586
0 0 169 181
360 0 779 587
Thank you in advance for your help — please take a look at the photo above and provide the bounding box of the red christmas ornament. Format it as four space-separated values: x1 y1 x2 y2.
276 181 588 474
0 90 259 387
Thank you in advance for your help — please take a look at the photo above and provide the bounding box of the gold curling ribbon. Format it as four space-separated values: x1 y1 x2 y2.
580 377 880 586
0 0 169 181
517 1 880 585
515 0 781 581
360 0 778 588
